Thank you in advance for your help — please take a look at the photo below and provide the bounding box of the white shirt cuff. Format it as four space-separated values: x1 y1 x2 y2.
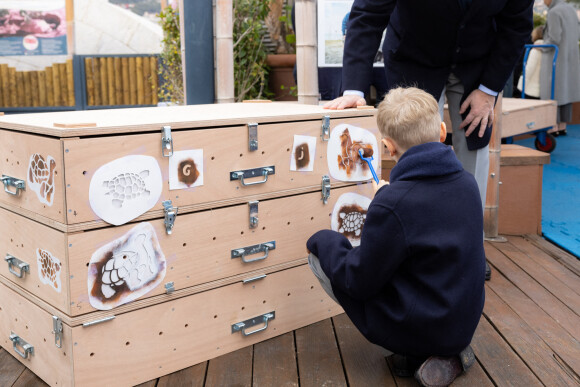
343 90 365 98
478 85 498 97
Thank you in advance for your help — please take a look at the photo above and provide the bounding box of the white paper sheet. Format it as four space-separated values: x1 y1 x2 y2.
168 149 204 190
290 135 317 172
331 192 372 247
327 124 379 182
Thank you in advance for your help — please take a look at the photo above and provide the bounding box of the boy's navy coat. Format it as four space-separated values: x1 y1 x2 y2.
307 142 486 357
342 0 534 149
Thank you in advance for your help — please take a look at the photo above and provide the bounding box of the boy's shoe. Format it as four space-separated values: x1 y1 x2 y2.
390 354 427 377
485 261 491 281
414 345 475 387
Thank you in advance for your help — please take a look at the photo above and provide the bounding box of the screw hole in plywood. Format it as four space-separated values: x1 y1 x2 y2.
90 353 94 357
211 156 215 160
185 324 189 328
183 243 187 247
287 293 291 296
159 331 163 335
82 171 87 175
239 153 243 157
126 342 130 346
241 306 245 310
214 315 217 319
213 237 216 240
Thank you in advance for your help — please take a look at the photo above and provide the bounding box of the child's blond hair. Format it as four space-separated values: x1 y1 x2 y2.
376 87 441 150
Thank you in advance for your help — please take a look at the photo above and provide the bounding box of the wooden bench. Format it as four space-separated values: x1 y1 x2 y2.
381 144 550 236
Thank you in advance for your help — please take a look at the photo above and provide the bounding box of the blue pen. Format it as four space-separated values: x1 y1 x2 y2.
358 149 379 184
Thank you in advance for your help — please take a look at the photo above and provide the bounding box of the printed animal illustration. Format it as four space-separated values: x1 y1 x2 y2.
100 233 156 299
102 170 151 208
338 204 367 239
28 153 56 205
37 248 62 292
337 128 373 177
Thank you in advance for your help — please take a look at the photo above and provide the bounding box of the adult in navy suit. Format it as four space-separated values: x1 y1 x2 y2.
326 0 533 283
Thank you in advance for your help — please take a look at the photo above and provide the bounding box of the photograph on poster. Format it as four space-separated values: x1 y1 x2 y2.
0 0 67 55
317 0 384 67
290 135 317 172
168 149 204 190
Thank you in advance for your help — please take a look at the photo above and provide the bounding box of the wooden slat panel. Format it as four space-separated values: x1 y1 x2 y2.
333 313 395 386
38 71 47 106
45 67 55 106
471 316 542 386
107 57 115 105
122 57 130 105
525 234 580 276
157 362 207 387
136 56 144 105
205 346 252 387
0 348 25 386
8 67 17 107
150 56 159 105
52 63 61 107
129 56 137 105
296 319 347 387
99 57 108 106
253 333 298 386
484 285 578 385
30 71 40 107
114 57 123 105
23 72 32 106
143 55 151 105
92 58 102 106
485 246 580 373
0 64 8 107
66 59 75 106
85 58 95 106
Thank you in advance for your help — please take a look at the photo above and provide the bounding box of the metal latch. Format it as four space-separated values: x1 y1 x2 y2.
82 316 116 328
321 115 330 141
163 200 178 234
231 241 276 263
52 316 63 348
248 123 258 151
249 201 259 228
161 125 173 157
321 175 331 204
9 333 34 359
165 282 175 294
1 175 25 196
5 254 29 278
231 312 275 336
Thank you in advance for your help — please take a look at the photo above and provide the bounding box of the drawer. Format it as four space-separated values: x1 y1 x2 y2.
1 183 374 316
0 264 343 387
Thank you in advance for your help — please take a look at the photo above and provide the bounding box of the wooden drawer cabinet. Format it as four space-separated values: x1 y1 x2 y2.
0 103 378 386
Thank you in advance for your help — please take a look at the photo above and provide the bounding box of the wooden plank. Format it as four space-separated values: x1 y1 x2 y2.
253 332 299 386
85 58 95 106
30 71 40 107
99 57 108 106
38 70 47 106
12 368 49 387
521 234 580 280
23 72 32 106
107 57 115 106
66 59 75 106
114 57 123 105
484 285 579 385
0 348 26 386
0 64 8 107
52 63 61 107
205 346 252 387
136 56 145 105
157 362 207 387
485 247 580 373
332 313 395 386
150 56 159 105
92 58 102 106
295 319 347 387
471 316 543 386
122 57 130 105
45 67 55 106
129 56 137 105
8 67 17 107
143 55 151 105
486 243 580 339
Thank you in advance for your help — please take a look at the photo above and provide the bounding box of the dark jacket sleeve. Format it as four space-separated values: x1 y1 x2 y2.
479 0 534 92
341 0 396 93
307 199 408 301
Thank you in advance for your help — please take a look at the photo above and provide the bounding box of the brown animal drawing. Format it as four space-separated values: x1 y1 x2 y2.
337 128 373 177
36 248 62 292
28 153 56 205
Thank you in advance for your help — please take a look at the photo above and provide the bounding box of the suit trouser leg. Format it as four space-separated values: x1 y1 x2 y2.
438 73 489 211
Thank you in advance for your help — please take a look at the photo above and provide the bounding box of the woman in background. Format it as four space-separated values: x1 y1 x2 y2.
518 26 545 99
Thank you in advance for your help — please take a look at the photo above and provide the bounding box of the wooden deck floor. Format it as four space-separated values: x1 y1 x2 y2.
1 235 579 387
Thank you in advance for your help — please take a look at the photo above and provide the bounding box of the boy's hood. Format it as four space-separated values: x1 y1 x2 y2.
390 142 463 182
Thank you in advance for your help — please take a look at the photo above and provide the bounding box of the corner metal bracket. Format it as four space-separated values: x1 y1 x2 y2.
249 200 259 228
161 125 173 157
52 316 63 348
321 175 331 204
248 123 258 151
163 200 178 235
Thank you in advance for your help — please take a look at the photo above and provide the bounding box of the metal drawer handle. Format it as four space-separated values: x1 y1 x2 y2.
5 254 29 278
9 333 34 359
1 175 25 196
230 166 275 187
231 241 275 263
232 312 275 336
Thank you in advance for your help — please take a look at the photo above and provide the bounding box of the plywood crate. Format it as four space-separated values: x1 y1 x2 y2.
0 103 380 386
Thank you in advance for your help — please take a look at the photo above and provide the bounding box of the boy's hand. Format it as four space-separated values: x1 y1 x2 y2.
323 95 366 110
372 179 389 193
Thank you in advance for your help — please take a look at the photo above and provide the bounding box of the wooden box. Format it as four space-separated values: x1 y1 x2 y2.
0 103 380 386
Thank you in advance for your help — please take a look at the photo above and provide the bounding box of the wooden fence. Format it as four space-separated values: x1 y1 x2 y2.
84 56 158 106
0 60 75 108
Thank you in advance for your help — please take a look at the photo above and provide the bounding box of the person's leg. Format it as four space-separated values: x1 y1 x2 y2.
308 253 339 304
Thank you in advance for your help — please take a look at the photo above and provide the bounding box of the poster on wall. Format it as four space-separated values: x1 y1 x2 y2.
316 0 384 68
0 0 67 56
